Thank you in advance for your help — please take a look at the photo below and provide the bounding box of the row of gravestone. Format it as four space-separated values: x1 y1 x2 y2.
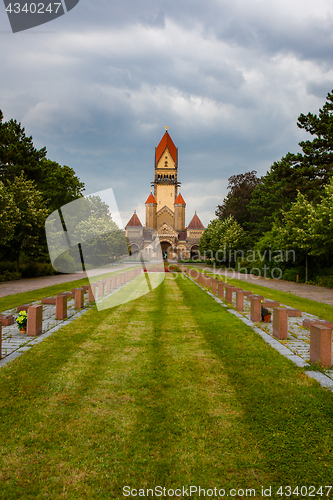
0 268 143 360
180 266 333 369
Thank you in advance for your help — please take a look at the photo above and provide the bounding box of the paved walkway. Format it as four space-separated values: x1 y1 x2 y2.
1 264 333 306
190 264 333 306
0 264 137 298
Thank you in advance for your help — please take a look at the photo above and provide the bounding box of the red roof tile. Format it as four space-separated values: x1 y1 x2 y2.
156 131 177 165
187 213 205 230
125 212 143 228
174 193 186 205
145 193 157 204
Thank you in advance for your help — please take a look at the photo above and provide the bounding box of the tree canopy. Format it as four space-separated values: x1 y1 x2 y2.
0 111 84 213
247 90 333 239
1 173 49 269
215 171 261 231
199 216 245 265
0 111 85 272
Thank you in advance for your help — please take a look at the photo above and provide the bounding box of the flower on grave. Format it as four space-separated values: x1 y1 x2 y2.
15 311 28 329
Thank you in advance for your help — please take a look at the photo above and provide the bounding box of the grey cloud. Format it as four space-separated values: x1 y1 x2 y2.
1 0 333 227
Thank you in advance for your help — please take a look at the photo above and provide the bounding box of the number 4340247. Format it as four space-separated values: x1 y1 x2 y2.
5 3 62 14
276 485 332 496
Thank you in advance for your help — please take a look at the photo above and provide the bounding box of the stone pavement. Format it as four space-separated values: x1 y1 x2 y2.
190 264 333 306
0 263 139 298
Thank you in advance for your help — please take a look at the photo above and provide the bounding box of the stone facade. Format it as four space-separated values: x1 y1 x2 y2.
125 130 205 260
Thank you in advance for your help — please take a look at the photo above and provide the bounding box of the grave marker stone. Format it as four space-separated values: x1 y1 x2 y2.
27 305 43 337
310 324 332 368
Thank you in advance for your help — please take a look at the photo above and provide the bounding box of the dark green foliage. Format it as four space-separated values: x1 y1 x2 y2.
0 110 46 183
216 170 262 231
0 112 84 212
248 90 333 239
37 159 84 213
53 251 77 274
0 111 85 277
208 89 333 285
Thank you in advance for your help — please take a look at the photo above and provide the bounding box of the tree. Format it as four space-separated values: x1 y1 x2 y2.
74 216 128 268
0 110 46 183
0 111 84 213
248 89 333 239
3 173 49 270
306 179 333 259
37 159 84 213
0 181 19 244
199 216 245 265
277 192 315 281
215 171 262 230
297 90 333 178
46 194 128 272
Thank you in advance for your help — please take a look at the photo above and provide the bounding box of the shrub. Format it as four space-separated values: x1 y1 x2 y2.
20 262 56 279
0 270 21 282
282 267 305 282
53 252 77 274
314 276 333 288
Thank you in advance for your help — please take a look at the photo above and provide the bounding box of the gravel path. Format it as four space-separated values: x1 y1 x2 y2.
1 264 333 306
190 264 333 306
0 264 138 298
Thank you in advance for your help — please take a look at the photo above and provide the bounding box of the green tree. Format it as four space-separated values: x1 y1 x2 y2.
0 181 19 244
199 216 245 265
38 159 84 213
74 216 128 268
306 179 333 258
0 111 84 213
215 171 262 231
248 89 333 239
0 110 46 183
4 173 49 270
277 192 315 281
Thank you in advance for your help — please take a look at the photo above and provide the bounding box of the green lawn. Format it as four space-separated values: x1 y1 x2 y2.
0 274 332 499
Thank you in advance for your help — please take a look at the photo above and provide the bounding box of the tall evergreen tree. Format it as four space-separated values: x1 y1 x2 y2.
0 111 84 212
215 170 261 230
248 90 333 238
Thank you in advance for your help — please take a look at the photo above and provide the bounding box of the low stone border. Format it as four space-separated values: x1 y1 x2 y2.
0 270 143 368
186 274 333 393
0 307 89 369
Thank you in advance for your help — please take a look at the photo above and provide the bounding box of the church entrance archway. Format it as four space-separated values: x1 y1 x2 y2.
129 243 140 256
191 245 199 260
161 241 172 261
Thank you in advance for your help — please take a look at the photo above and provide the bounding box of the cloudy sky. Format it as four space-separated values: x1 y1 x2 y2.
1 0 333 227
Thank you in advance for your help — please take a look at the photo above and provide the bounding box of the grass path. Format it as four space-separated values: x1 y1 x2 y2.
0 275 333 499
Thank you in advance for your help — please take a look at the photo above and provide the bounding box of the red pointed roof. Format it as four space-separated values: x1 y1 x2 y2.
174 193 186 205
125 211 143 228
145 193 157 204
156 131 177 165
188 213 205 230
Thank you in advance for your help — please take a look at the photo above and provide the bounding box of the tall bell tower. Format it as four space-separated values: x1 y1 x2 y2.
153 127 180 211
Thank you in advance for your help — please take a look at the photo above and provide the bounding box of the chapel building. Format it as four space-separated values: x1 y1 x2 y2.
125 130 205 260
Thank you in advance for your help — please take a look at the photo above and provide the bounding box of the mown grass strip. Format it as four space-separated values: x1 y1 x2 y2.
178 275 333 487
0 275 332 499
